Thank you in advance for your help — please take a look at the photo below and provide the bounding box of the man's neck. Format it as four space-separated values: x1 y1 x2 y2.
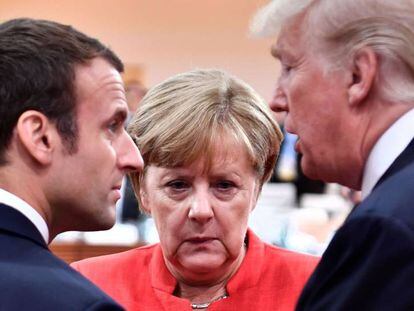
361 107 414 198
0 187 50 243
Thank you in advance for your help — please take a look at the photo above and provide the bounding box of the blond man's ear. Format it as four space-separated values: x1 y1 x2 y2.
347 47 378 107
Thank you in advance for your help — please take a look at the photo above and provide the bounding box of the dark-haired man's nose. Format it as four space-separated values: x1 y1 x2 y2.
118 132 144 173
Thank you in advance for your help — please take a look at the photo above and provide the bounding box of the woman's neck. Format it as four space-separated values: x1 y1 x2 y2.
173 243 247 304
175 281 227 304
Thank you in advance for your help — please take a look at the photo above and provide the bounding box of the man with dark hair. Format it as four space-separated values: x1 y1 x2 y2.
0 18 143 310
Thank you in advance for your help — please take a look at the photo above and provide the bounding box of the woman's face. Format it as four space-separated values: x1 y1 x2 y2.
140 139 260 284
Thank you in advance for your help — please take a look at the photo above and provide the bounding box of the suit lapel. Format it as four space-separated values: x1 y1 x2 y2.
0 203 47 248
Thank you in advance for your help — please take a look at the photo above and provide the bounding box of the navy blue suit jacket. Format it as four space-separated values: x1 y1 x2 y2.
0 204 124 311
296 139 414 311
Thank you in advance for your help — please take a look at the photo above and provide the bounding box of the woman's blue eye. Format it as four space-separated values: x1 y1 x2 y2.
216 181 235 190
167 180 188 190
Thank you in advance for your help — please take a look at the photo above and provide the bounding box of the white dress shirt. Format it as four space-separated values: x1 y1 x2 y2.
0 188 49 243
362 108 414 199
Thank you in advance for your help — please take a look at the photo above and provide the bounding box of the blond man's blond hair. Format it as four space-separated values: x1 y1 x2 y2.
251 0 414 104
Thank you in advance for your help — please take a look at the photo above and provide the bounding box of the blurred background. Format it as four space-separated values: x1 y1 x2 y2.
1 0 277 99
1 0 355 260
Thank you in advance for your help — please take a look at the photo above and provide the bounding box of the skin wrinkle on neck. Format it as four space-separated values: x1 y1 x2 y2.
173 242 247 305
177 280 227 305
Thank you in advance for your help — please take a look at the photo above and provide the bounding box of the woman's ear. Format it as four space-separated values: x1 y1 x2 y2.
348 47 378 107
250 181 262 213
16 110 57 165
139 187 151 215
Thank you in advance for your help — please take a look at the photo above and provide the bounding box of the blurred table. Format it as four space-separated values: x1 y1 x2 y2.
50 242 143 264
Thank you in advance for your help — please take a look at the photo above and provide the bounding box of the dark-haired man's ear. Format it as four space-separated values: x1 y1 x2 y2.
16 110 57 165
348 47 378 106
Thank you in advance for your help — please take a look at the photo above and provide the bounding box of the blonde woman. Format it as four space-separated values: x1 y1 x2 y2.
73 69 317 310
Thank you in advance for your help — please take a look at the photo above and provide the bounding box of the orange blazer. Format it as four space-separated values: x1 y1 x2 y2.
72 229 318 311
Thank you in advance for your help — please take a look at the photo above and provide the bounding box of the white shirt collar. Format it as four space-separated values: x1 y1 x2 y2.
0 188 49 244
362 108 414 199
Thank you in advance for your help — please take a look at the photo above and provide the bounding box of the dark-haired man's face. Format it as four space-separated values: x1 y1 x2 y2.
51 57 143 232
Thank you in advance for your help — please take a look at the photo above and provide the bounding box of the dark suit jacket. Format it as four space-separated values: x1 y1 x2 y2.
0 204 124 311
296 138 414 311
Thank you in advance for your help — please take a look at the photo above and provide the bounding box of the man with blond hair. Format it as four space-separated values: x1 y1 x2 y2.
252 0 414 310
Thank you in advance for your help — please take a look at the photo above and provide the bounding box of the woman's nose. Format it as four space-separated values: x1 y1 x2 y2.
188 190 214 223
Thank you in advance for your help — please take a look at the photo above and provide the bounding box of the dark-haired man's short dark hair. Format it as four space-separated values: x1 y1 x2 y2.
0 18 124 164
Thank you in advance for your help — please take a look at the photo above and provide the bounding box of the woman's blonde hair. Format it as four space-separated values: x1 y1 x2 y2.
128 69 283 205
